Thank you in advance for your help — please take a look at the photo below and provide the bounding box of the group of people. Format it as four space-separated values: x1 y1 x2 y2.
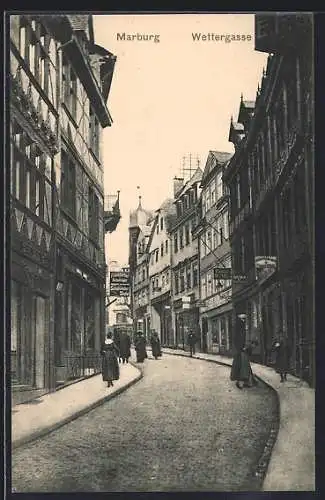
230 336 292 389
100 330 162 387
101 326 292 389
134 331 162 362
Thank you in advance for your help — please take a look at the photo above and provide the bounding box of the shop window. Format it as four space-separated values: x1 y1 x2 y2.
71 283 82 352
85 291 95 350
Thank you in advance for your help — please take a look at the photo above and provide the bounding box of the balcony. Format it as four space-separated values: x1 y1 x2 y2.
104 192 121 233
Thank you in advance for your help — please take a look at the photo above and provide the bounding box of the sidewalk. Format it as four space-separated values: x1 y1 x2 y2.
163 347 315 492
12 362 142 450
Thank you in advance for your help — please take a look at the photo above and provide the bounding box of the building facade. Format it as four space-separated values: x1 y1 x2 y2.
148 199 177 346
10 15 60 396
10 14 118 400
224 13 314 384
129 199 154 341
193 151 233 354
170 170 202 349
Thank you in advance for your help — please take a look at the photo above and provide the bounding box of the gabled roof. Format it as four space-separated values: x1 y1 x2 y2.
238 97 255 125
201 151 233 186
243 100 255 109
67 14 94 44
176 167 203 198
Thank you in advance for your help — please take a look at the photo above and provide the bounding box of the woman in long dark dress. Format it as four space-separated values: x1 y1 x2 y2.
101 337 120 387
230 344 256 389
119 330 131 363
135 333 147 363
273 337 291 382
150 332 162 360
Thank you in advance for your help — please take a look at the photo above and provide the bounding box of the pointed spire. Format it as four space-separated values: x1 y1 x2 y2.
136 186 142 208
240 92 244 103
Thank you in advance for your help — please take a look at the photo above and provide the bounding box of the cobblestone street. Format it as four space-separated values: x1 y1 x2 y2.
12 354 278 492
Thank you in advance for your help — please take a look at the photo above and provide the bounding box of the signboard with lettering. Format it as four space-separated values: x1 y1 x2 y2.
110 270 130 297
214 268 232 280
255 256 277 284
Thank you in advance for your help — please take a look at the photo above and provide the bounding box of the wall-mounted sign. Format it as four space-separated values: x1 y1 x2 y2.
110 270 130 297
214 268 232 280
255 256 277 284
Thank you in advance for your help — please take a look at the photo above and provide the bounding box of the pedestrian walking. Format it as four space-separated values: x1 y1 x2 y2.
135 332 147 363
150 331 162 360
272 336 291 382
230 345 256 389
101 336 120 387
113 329 122 363
119 330 131 364
187 330 197 357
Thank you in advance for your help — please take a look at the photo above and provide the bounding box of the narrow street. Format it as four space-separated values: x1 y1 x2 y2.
12 354 278 492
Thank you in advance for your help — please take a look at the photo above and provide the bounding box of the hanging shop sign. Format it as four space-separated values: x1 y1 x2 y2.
214 268 232 280
110 270 130 297
255 256 277 284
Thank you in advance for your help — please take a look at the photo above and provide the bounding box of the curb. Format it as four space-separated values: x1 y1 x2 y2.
12 368 143 451
162 349 280 490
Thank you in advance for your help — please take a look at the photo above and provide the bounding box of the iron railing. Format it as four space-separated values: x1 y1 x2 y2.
64 353 102 380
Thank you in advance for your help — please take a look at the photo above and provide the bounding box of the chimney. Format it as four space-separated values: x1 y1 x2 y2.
173 177 184 197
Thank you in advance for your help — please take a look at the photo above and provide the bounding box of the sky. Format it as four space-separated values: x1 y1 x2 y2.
93 14 268 265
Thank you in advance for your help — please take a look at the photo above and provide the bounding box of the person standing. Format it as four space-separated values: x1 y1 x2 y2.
273 336 291 382
135 332 147 363
150 331 162 360
119 330 131 364
101 336 120 387
230 345 255 389
187 330 197 357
